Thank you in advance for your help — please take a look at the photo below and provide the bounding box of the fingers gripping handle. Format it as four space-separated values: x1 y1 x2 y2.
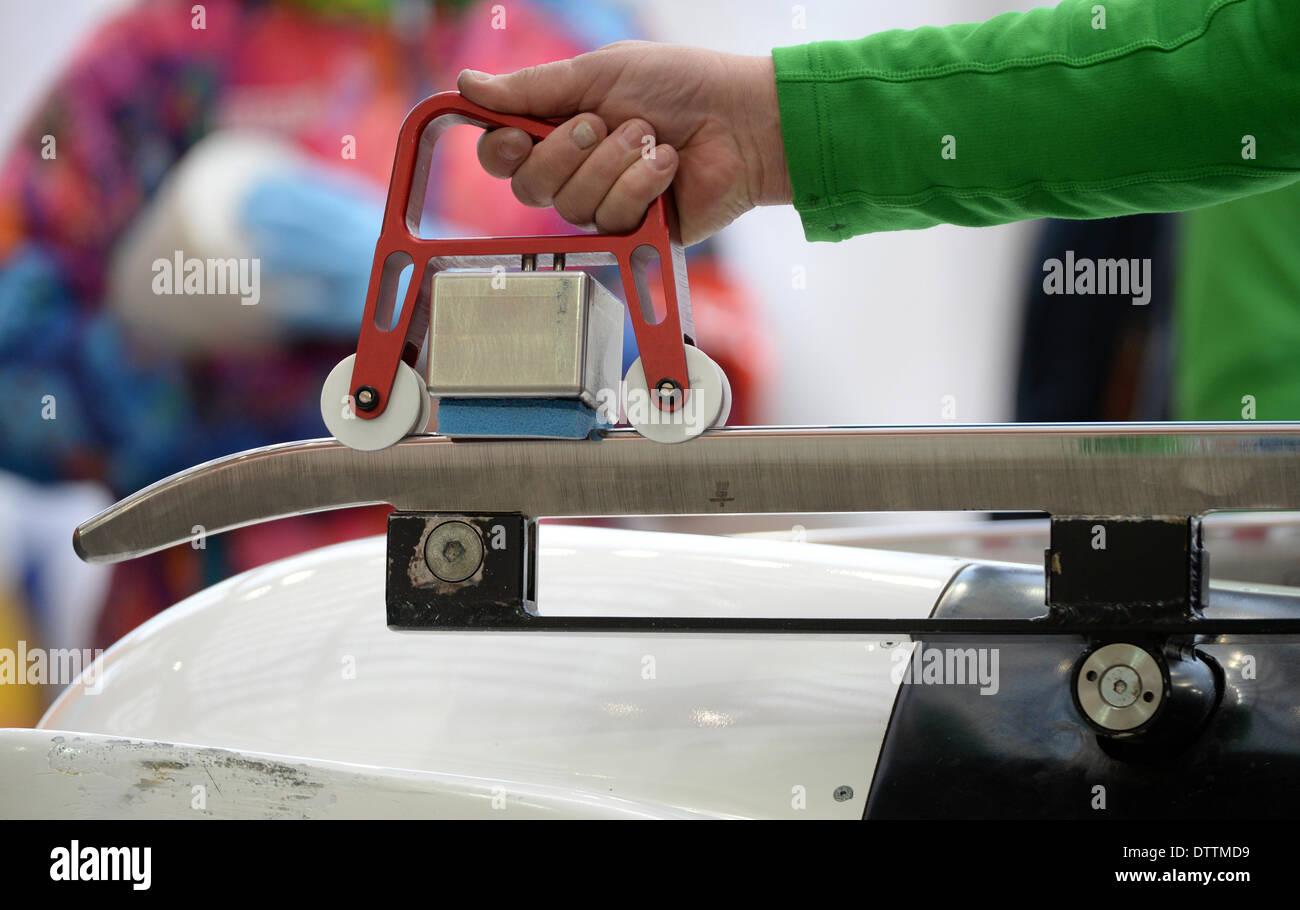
348 91 695 422
391 96 556 236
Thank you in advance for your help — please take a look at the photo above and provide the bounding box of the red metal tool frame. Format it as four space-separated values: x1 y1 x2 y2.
347 91 695 421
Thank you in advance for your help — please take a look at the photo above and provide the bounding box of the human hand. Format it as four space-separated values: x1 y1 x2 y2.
458 41 790 246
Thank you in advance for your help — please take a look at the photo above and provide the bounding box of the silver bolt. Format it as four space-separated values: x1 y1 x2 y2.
655 379 681 410
1075 643 1164 733
424 520 484 583
833 785 854 802
1099 665 1141 708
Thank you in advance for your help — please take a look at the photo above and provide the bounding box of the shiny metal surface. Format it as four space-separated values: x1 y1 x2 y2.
75 422 1300 564
428 271 623 406
1075 643 1164 732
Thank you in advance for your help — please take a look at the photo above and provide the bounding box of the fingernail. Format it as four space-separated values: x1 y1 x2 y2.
620 120 648 149
499 136 528 162
650 145 674 169
460 69 492 82
571 120 598 150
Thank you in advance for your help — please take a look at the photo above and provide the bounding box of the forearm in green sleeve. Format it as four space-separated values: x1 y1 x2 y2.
772 0 1300 240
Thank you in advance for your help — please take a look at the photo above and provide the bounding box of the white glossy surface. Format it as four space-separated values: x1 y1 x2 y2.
39 525 965 818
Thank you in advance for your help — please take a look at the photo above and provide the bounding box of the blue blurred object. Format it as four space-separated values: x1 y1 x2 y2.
0 247 80 364
240 168 459 338
77 315 197 491
0 367 90 482
0 247 203 491
532 0 639 48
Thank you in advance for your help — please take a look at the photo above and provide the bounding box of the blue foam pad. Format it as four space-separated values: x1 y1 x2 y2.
436 398 610 440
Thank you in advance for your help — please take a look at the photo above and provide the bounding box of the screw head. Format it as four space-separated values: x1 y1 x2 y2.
654 378 681 411
833 785 854 802
354 386 378 411
1102 660 1144 712
1099 665 1141 708
424 520 484 583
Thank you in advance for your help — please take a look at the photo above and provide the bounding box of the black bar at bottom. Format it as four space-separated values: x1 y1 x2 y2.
394 614 1300 636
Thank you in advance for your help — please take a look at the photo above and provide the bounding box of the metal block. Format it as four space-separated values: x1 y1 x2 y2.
428 270 624 408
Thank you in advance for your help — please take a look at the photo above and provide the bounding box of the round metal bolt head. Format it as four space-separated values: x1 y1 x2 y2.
354 386 378 411
655 379 681 411
424 520 484 583
1076 643 1164 733
1100 665 1141 708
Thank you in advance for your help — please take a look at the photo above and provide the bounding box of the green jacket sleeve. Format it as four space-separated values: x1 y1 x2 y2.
772 0 1300 240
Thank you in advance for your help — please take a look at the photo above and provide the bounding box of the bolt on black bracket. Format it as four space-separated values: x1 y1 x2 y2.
386 512 536 630
1044 515 1206 627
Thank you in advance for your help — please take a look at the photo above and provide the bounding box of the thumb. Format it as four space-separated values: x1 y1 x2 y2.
457 58 592 118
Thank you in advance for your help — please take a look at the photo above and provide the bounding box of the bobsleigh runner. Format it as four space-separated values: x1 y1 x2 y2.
6 94 1300 820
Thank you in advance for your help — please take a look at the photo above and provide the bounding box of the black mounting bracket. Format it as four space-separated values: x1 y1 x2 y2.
382 510 1300 635
1044 515 1207 628
386 512 536 630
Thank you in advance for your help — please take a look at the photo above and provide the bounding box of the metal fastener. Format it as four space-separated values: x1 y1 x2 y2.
424 520 484 583
354 386 378 411
654 378 681 411
1075 642 1164 732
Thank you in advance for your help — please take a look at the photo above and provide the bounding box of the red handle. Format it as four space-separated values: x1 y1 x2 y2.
348 91 694 421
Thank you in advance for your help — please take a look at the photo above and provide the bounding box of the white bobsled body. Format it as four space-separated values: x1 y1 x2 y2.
2 525 975 818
